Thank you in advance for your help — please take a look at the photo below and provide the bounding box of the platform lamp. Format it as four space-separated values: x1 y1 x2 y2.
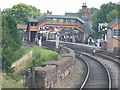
54 28 59 49
38 27 43 46
54 28 60 53
45 27 49 40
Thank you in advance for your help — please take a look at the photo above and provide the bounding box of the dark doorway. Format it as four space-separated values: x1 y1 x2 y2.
31 31 37 42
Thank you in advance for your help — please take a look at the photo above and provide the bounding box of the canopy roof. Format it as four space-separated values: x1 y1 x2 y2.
29 15 85 24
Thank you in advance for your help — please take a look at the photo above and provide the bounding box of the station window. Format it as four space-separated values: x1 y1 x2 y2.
113 29 120 36
52 18 57 22
34 23 37 26
31 22 34 26
45 18 51 21
31 22 37 26
75 20 78 23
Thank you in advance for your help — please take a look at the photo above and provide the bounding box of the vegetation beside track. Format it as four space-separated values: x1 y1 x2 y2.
2 46 60 88
1 73 24 88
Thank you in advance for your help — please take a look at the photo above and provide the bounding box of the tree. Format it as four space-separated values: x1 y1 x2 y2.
2 3 43 25
11 3 42 24
43 10 52 15
92 9 100 32
88 7 99 15
99 2 118 23
107 10 118 22
92 2 119 32
46 10 52 15
2 13 22 73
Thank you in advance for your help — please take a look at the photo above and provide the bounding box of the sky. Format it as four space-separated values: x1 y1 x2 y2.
0 0 119 15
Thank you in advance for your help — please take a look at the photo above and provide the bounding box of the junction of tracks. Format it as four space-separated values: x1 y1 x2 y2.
42 40 120 89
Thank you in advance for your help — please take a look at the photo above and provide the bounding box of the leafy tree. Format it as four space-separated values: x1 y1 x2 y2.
88 7 99 15
99 2 118 23
92 9 100 32
2 13 22 73
2 8 12 15
107 10 118 22
46 10 52 15
92 2 118 33
43 10 52 15
3 3 43 25
11 3 42 24
2 3 52 25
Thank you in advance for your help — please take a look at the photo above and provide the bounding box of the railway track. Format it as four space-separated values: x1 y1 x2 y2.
76 51 112 89
42 41 119 89
97 51 120 59
95 52 120 65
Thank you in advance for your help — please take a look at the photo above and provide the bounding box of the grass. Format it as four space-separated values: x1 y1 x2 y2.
9 45 60 82
1 73 24 88
2 45 60 88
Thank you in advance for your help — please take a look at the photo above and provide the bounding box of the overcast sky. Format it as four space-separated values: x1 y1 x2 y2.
0 0 119 15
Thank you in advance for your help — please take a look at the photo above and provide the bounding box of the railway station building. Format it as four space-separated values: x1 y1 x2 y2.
26 3 94 45
107 18 120 54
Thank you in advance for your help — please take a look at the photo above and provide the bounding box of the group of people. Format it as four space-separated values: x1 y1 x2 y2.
88 37 102 47
61 35 82 43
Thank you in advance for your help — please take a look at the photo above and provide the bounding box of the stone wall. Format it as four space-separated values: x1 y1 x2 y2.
24 45 75 88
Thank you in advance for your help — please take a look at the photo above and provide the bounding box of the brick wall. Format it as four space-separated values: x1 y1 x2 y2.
24 45 75 88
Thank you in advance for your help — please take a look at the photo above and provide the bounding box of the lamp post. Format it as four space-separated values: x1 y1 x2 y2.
38 34 42 46
55 32 59 48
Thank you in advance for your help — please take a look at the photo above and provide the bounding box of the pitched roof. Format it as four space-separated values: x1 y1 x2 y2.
107 18 120 28
28 15 84 24
40 15 85 24
65 12 80 17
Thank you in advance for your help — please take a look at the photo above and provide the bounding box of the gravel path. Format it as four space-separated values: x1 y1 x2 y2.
57 57 86 88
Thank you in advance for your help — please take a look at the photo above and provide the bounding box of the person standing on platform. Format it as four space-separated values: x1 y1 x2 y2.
93 49 96 56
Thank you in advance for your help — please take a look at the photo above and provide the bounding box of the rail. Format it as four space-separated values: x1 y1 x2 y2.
76 54 90 90
75 51 112 90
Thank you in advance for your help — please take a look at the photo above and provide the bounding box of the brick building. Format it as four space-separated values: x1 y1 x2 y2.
26 3 94 44
107 18 120 54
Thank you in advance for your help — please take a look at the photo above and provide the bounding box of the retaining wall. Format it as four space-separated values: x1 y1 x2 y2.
24 45 75 88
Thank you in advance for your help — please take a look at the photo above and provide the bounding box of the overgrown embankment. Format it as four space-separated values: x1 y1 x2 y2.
12 46 60 77
2 46 60 88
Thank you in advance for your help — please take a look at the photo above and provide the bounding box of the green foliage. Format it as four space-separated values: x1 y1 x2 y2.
1 73 24 88
2 13 22 73
2 3 43 25
107 10 118 22
92 2 119 33
99 2 118 23
32 46 59 67
0 10 2 60
78 7 99 16
12 46 31 62
11 46 60 80
45 10 52 15
92 9 100 32
78 7 99 33
88 7 99 15
11 3 42 24
2 3 52 25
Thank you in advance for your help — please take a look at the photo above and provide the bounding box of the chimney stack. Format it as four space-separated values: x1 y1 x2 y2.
82 3 88 20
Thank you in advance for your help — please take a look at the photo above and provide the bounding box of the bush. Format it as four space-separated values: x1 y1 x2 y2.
1 73 24 88
11 46 60 80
